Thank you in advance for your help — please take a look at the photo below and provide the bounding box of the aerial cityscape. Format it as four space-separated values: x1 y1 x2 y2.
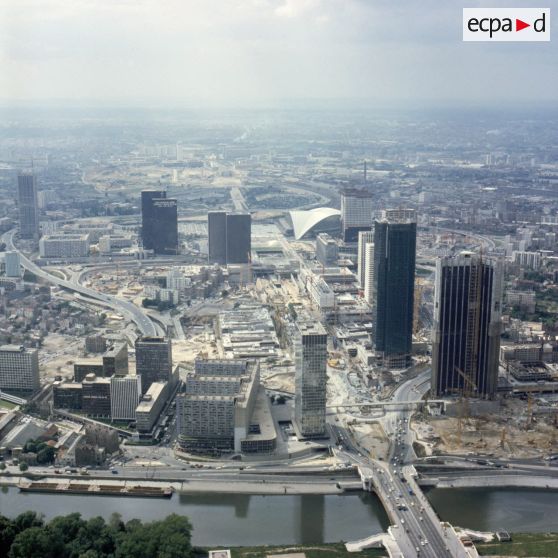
0 2 557 558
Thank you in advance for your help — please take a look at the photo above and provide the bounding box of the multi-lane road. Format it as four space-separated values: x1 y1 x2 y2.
2 229 158 336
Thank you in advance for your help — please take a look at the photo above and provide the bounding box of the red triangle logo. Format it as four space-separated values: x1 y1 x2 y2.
516 18 530 31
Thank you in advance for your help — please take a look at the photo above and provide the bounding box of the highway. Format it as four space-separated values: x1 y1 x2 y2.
2 229 158 336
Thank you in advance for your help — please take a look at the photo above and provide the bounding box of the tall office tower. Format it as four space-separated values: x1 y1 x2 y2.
373 209 417 368
0 345 40 393
315 233 338 266
363 242 375 304
340 188 373 242
4 251 21 278
135 336 173 394
207 211 251 265
17 173 39 240
226 213 251 264
208 211 227 264
140 190 178 255
431 252 503 399
294 320 328 438
110 375 142 420
357 230 374 286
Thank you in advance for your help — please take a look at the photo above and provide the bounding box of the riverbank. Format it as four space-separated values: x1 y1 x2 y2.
419 475 558 490
0 474 353 495
201 542 385 558
475 533 558 557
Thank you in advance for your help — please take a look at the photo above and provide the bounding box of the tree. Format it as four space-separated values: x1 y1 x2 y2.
18 463 28 472
37 447 55 465
0 462 6 471
0 516 17 557
8 526 63 558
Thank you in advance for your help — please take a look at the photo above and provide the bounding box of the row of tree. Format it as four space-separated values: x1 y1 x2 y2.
0 511 194 558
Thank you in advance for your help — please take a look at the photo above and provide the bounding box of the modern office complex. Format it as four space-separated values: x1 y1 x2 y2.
357 230 374 287
208 211 251 264
315 233 338 266
431 252 503 399
0 345 40 393
110 375 142 420
135 381 169 433
4 251 21 278
340 188 373 242
141 190 178 255
17 173 39 240
294 320 328 438
373 209 417 368
134 336 173 394
81 373 111 417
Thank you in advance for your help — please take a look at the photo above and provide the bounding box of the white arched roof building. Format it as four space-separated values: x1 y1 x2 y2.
289 207 341 240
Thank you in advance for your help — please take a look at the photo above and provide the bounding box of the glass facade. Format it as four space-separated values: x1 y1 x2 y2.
373 219 416 367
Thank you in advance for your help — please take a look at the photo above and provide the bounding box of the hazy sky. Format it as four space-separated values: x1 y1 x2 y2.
1 0 556 107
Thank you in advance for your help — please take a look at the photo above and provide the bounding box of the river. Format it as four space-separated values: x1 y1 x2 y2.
0 486 556 546
0 487 388 547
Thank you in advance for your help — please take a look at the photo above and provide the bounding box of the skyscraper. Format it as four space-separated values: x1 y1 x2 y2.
372 209 417 368
4 251 21 278
208 211 227 264
294 320 327 438
363 242 375 305
431 252 503 399
340 188 373 242
134 336 173 394
226 213 251 264
141 190 178 255
17 173 39 240
357 230 374 286
207 211 251 265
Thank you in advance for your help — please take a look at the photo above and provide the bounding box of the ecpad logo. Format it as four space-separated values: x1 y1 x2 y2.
463 8 550 41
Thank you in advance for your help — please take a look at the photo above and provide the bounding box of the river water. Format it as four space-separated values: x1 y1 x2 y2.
0 486 556 546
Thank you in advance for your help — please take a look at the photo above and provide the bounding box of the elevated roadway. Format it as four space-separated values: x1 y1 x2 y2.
2 229 157 336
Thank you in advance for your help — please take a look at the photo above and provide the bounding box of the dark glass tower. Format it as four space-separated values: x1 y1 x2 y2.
17 173 39 240
431 253 502 399
135 336 173 394
207 211 251 265
208 211 227 264
226 213 251 264
372 209 417 368
141 190 178 255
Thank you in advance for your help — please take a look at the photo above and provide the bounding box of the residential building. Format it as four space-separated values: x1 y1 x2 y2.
0 345 40 393
176 359 270 453
39 234 90 258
